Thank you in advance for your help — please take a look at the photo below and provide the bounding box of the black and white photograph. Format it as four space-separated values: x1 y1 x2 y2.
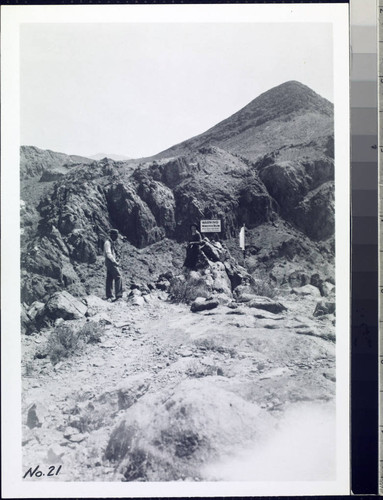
2 3 350 497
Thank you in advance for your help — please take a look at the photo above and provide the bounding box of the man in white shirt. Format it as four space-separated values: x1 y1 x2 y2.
104 229 123 301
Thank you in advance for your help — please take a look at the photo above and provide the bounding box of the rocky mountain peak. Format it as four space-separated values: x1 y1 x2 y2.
153 80 333 162
250 80 332 116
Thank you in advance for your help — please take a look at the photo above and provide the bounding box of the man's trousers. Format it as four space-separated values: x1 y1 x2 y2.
105 260 123 299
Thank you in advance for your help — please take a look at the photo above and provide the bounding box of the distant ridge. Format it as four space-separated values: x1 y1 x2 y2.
20 145 93 180
90 153 131 162
153 80 333 162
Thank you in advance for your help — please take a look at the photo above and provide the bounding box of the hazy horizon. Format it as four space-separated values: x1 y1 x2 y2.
21 22 333 159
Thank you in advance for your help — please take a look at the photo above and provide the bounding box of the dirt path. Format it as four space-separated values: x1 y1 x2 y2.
22 292 336 482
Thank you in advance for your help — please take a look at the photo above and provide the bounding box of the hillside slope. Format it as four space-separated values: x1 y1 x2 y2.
153 81 333 162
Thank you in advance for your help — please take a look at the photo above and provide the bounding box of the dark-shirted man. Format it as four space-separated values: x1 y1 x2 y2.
183 223 205 269
104 229 123 301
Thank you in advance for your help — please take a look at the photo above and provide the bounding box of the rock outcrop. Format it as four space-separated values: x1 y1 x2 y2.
106 183 164 248
292 181 335 240
20 81 334 307
257 157 334 239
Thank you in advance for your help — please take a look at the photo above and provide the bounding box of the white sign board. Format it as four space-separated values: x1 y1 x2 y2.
239 225 245 250
200 219 221 233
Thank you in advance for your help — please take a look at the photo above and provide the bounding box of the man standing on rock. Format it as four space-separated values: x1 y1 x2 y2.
183 223 206 269
104 229 123 301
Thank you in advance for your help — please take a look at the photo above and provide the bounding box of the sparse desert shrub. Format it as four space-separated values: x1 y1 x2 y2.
185 359 218 378
47 323 79 365
79 320 103 344
250 279 276 299
68 401 110 433
47 320 103 364
194 338 237 358
168 276 210 304
242 265 277 299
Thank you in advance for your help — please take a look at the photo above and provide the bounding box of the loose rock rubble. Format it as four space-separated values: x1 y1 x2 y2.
22 267 336 482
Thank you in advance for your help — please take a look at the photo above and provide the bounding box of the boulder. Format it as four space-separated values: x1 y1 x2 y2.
27 301 45 321
247 296 287 314
291 284 321 297
233 284 254 299
236 293 257 303
107 378 270 481
159 271 174 281
288 270 310 288
90 312 112 325
200 240 222 262
213 293 232 305
224 260 249 290
320 281 335 297
170 264 231 305
191 297 219 313
26 402 48 429
83 295 108 316
310 273 324 289
313 300 335 317
137 283 151 294
194 249 210 270
209 261 232 296
43 291 87 321
130 295 145 307
156 280 170 291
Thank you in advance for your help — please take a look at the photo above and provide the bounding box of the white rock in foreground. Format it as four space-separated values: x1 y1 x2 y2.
44 291 87 320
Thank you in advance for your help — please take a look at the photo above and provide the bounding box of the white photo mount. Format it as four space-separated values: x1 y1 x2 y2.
1 3 350 498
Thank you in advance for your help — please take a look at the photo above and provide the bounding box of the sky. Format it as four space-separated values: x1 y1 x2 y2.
20 22 333 159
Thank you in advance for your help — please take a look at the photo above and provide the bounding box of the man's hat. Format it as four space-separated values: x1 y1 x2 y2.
109 229 119 235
